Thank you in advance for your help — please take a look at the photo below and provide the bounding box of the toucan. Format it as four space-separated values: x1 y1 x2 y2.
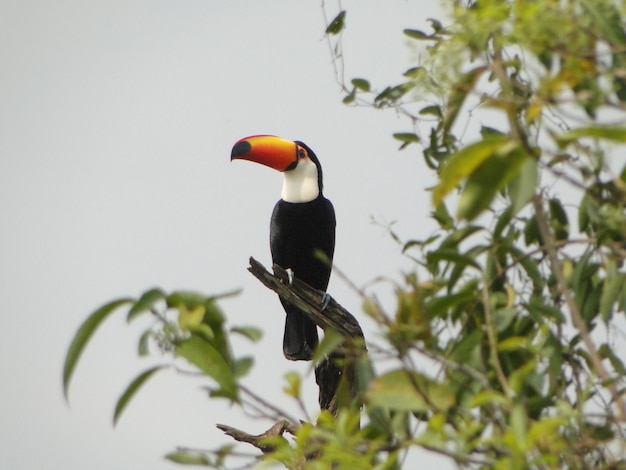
231 135 336 361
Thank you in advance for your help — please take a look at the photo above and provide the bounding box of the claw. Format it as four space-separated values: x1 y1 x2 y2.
319 291 331 311
286 268 295 285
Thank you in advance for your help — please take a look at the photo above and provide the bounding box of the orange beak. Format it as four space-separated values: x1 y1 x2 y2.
230 135 298 172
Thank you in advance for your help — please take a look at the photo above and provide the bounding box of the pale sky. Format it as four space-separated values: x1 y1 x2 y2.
0 1 453 468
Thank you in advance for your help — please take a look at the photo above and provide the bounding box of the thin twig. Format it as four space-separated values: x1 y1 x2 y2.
532 195 626 421
481 277 511 397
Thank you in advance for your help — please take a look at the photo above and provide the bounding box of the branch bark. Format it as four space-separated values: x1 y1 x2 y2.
532 196 626 421
247 257 367 415
217 258 368 467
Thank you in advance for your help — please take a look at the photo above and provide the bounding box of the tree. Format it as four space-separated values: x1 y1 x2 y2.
64 1 626 468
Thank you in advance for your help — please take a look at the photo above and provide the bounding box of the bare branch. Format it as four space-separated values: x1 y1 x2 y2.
216 420 298 453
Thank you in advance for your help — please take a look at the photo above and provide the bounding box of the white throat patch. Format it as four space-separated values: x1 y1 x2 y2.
281 157 320 203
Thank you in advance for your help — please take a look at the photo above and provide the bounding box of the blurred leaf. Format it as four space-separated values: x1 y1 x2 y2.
233 357 254 379
433 136 508 207
458 146 529 220
443 66 487 136
558 126 626 147
127 288 165 323
599 343 626 375
427 18 443 33
374 83 415 105
366 370 455 412
549 198 569 241
283 371 301 399
599 259 624 323
450 329 484 370
469 390 508 407
63 298 134 400
165 450 211 466
511 403 528 450
176 335 237 401
178 304 206 330
312 328 344 365
498 336 527 351
351 78 370 91
432 202 454 230
343 88 356 104
425 290 477 319
508 158 538 214
419 105 442 117
326 10 346 35
524 216 543 247
230 326 263 342
403 29 431 40
526 296 564 323
393 132 420 150
137 330 151 356
167 291 209 309
113 365 166 426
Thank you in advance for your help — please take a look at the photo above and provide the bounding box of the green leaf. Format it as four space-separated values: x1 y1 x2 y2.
325 10 346 35
63 298 134 400
137 330 151 356
558 126 626 147
433 136 509 207
312 328 344 365
403 29 431 40
549 198 569 241
498 336 528 351
419 105 442 117
425 290 477 319
230 326 263 342
469 390 508 407
508 157 538 214
599 343 626 375
113 365 166 426
366 370 455 412
458 146 529 220
165 450 211 466
233 356 254 379
511 403 528 450
283 371 301 399
342 88 356 104
351 78 370 91
176 335 238 401
178 304 206 330
392 132 420 150
599 259 625 323
427 18 443 33
443 66 487 136
166 291 208 309
127 288 165 322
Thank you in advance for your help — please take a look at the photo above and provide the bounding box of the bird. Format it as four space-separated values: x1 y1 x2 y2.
231 135 336 361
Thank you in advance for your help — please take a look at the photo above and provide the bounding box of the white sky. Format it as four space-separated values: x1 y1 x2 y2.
0 1 454 468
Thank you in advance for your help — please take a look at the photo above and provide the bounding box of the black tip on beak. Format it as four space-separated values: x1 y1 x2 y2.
231 140 251 160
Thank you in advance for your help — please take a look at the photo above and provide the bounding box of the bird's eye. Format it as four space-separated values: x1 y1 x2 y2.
297 147 307 159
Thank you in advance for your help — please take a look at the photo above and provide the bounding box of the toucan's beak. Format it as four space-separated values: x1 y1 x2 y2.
231 135 298 172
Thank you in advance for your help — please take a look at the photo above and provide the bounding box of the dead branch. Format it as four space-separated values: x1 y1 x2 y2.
247 257 367 415
247 257 364 340
216 420 297 453
216 258 368 468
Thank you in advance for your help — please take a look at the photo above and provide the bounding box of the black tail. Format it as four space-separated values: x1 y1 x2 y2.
281 299 318 361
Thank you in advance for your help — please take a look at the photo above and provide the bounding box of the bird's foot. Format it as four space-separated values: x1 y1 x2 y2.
286 268 295 285
317 291 332 311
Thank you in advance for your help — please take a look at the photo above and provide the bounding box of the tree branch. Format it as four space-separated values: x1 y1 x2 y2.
216 420 298 453
532 196 626 421
248 257 368 415
247 257 364 340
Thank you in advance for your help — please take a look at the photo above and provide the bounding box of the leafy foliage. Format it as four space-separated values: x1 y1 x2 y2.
64 1 626 468
64 289 251 424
